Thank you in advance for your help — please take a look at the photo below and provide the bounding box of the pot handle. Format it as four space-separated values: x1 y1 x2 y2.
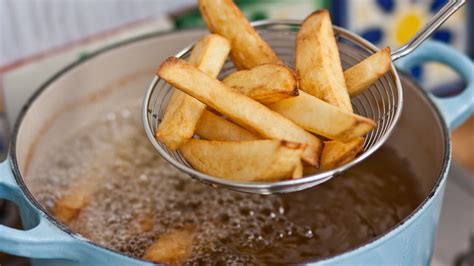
396 40 474 129
0 159 78 260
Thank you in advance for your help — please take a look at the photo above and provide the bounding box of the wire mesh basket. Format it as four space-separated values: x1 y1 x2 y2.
143 20 402 194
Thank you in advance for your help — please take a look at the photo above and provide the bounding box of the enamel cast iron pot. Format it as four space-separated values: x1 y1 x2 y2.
0 28 472 265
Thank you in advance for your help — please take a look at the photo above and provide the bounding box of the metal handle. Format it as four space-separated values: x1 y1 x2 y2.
391 0 466 61
396 41 474 129
0 159 77 260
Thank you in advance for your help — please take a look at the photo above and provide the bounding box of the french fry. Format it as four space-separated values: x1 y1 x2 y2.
222 64 298 104
223 49 391 100
296 9 352 112
217 64 376 141
143 227 195 265
195 110 259 141
222 66 375 140
158 57 322 166
198 0 282 69
345 47 392 96
292 160 304 179
156 34 230 150
52 177 98 224
316 40 387 169
269 91 376 141
180 139 304 181
320 137 365 170
296 10 370 170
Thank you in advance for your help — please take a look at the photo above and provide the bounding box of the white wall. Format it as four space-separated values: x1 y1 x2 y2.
0 0 195 66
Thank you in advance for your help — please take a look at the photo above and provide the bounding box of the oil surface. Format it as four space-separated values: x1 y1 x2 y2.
26 109 423 264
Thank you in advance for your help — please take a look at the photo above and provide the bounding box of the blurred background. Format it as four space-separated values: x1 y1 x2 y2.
0 0 472 265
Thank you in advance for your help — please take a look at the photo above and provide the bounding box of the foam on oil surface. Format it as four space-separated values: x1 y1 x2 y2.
26 108 422 264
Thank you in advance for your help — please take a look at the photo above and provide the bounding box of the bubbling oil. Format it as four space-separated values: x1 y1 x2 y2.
26 108 423 264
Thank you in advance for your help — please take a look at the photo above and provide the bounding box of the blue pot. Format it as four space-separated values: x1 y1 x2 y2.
0 29 472 265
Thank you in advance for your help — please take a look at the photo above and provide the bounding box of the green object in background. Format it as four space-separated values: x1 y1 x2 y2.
78 51 90 61
173 0 330 29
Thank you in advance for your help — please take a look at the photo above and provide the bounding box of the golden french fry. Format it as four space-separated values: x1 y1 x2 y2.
292 160 304 179
158 57 322 166
222 64 298 104
143 227 195 265
198 0 282 69
52 178 97 224
222 67 375 140
180 139 305 181
53 192 89 224
225 49 392 100
322 39 378 168
296 9 352 112
269 91 376 141
220 65 376 141
195 110 259 141
156 34 230 150
320 137 365 170
345 47 392 96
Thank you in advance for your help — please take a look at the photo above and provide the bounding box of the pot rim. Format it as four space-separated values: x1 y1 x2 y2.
8 28 451 264
318 73 452 263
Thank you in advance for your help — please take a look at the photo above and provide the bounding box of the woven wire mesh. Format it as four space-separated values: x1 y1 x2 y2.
143 21 402 194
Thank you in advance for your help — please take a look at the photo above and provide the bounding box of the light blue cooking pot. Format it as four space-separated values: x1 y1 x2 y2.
0 28 472 266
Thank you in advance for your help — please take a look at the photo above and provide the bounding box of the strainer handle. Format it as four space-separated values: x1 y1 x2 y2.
0 159 78 260
396 41 473 129
391 0 466 61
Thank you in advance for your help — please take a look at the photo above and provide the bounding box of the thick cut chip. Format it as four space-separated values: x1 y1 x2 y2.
345 47 392 96
292 160 304 179
198 0 282 69
157 57 322 166
53 190 90 224
320 137 365 170
52 177 98 224
180 139 305 181
296 9 352 112
156 34 230 150
222 69 375 140
222 64 298 104
143 227 195 265
195 110 259 141
269 91 376 141
225 49 392 100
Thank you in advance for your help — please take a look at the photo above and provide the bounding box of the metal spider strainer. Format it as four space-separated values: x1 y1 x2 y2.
143 0 465 194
